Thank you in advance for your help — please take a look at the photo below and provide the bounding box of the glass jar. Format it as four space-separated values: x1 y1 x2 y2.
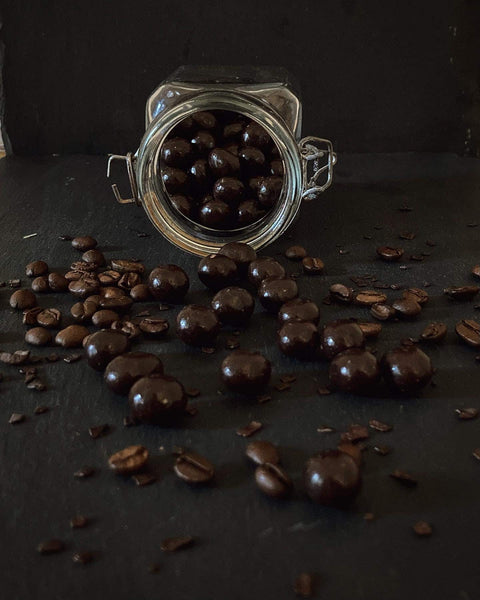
107 66 336 256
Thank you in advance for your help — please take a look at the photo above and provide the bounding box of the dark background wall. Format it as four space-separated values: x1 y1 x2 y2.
1 0 479 156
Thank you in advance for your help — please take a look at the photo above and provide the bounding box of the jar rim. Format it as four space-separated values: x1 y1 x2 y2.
136 90 303 256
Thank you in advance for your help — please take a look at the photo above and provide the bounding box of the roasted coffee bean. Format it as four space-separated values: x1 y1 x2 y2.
455 407 479 420
278 298 320 325
354 290 387 306
370 303 396 321
139 318 169 337
104 352 163 395
472 265 480 280
161 536 194 552
413 521 432 537
82 249 105 266
285 245 307 261
72 236 97 251
129 374 187 424
258 276 298 313
208 148 240 177
70 260 97 274
358 321 382 338
26 260 48 277
237 199 265 227
85 329 129 370
111 319 141 340
47 272 68 293
148 264 189 303
329 349 380 394
31 276 49 293
377 246 404 261
246 440 280 466
444 286 479 301
199 197 232 228
221 349 271 395
108 445 149 474
161 167 189 194
402 287 429 305
10 289 37 309
68 277 100 298
255 462 292 498
342 423 370 443
421 322 447 342
174 450 215 484
98 296 133 313
132 473 156 486
70 515 89 529
9 413 25 424
382 345 433 393
23 306 43 325
72 551 94 565
25 327 52 347
191 130 216 154
236 420 263 437
99 270 122 286
110 259 145 274
242 121 271 149
212 177 244 204
35 308 60 329
37 539 65 555
330 283 354 304
92 309 119 328
55 325 90 348
304 449 361 505
320 319 365 360
176 305 220 347
130 283 151 302
294 573 314 598
118 272 141 290
302 256 324 275
211 286 254 327
218 241 256 275
198 254 238 290
248 257 285 287
456 319 480 347
102 286 126 299
390 469 418 487
278 321 319 360
392 297 422 318
238 146 265 175
71 299 97 322
161 137 192 167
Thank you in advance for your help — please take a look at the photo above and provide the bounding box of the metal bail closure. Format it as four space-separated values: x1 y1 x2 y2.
299 137 337 201
106 153 141 206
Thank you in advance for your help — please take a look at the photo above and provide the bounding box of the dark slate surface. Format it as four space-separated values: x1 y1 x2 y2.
1 153 480 600
2 0 479 155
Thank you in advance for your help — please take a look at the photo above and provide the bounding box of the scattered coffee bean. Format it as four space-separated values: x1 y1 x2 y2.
211 287 254 327
89 424 109 439
10 288 37 309
91 309 118 328
82 248 105 266
110 258 145 274
420 322 447 342
390 469 417 487
304 450 361 505
130 283 151 301
382 345 433 393
245 440 280 465
98 296 133 313
176 304 220 347
22 306 43 325
161 536 194 552
302 256 324 275
48 272 69 292
74 466 95 479
174 450 214 484
455 407 478 420
72 236 98 251
25 327 52 347
444 286 479 301
354 290 387 306
132 473 157 486
70 515 89 529
370 303 396 321
255 462 292 498
37 539 65 555
373 445 392 456
413 521 432 537
108 445 149 474
285 245 307 261
392 297 422 318
71 299 97 322
26 377 47 391
148 264 189 303
72 551 94 565
118 272 141 290
26 260 48 277
55 325 90 348
221 350 271 395
34 406 49 415
403 287 429 305
472 448 480 461
329 349 380 394
68 277 100 298
329 283 354 304
376 246 404 261
320 319 365 360
236 420 263 437
129 374 187 425
85 329 129 370
369 419 393 432
9 413 25 424
340 424 369 443
358 322 382 338
456 319 480 347
36 308 61 328
399 232 415 240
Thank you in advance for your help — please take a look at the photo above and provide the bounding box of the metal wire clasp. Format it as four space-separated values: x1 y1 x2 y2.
106 153 141 206
299 137 337 201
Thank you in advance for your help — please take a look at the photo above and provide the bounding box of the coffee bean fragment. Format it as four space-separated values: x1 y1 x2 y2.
420 322 447 342
8 278 21 288
111 258 145 274
472 265 480 280
70 515 89 529
302 256 324 275
236 421 264 441
364 512 375 521
26 377 47 391
26 260 48 277
255 462 292 498
174 450 214 484
341 424 369 443
358 322 382 338
373 445 392 456
257 394 272 404
403 287 429 305
413 521 432 537
455 407 478 420
317 386 331 396
139 318 169 338
456 319 480 347
132 473 157 487
72 551 94 565
354 290 387 306
108 445 149 474
9 413 25 424
369 419 393 432
377 246 404 261
161 536 194 552
74 466 95 479
472 448 480 461
0 350 30 365
37 539 64 555
34 406 49 415
294 572 314 598
245 440 280 466
285 245 307 261
444 286 479 301
370 303 395 321
274 381 291 392
399 232 415 240
89 424 109 439
390 469 417 487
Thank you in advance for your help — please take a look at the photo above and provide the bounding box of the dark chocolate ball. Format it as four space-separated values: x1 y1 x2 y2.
221 349 271 395
161 167 189 194
85 329 130 371
218 242 257 275
129 374 187 425
278 298 320 325
211 286 254 326
258 276 298 313
170 195 193 218
176 304 220 347
189 159 211 190
161 137 192 167
197 254 238 291
278 321 319 360
248 257 285 287
192 111 217 129
304 450 361 506
208 148 240 178
257 176 283 208
382 345 433 394
329 348 380 394
104 352 164 395
242 122 271 149
270 160 284 176
148 264 189 303
212 177 244 205
320 319 365 360
199 198 232 229
191 130 216 154
237 199 265 227
239 146 266 176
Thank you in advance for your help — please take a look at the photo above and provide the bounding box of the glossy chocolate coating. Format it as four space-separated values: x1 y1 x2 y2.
208 148 240 178
221 349 271 395
213 177 244 205
320 319 366 360
278 298 320 325
248 257 285 287
161 137 192 168
278 321 319 359
197 254 238 291
189 160 210 190
218 242 257 275
161 167 189 194
257 176 283 208
382 345 433 394
329 348 380 394
239 146 265 175
129 374 187 425
242 122 271 149
85 329 129 371
258 276 298 313
148 264 189 303
237 200 265 227
199 198 232 229
176 304 220 347
191 130 216 154
104 352 164 395
304 449 361 506
211 286 254 326
193 111 217 129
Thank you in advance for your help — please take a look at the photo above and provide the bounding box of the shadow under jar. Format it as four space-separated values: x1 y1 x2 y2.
108 66 336 256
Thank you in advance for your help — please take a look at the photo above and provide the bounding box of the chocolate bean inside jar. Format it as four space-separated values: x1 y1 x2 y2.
159 110 284 231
